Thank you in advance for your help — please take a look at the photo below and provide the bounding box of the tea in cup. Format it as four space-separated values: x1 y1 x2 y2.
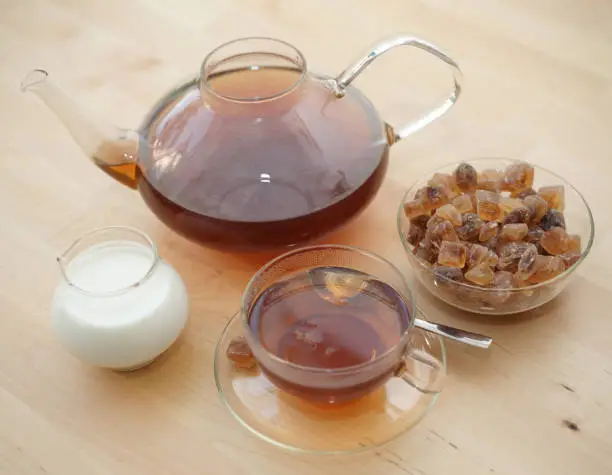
229 245 445 404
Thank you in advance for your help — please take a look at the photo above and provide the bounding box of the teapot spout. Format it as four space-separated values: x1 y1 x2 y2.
20 69 141 189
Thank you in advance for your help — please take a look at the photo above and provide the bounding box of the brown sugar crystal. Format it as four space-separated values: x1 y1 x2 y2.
428 173 459 196
476 190 502 222
500 223 529 241
438 241 467 268
567 234 581 253
406 216 429 246
503 206 531 225
523 195 548 223
453 162 478 191
527 256 565 284
477 168 503 192
227 337 257 369
456 213 484 241
414 240 437 264
426 214 445 231
516 244 539 280
466 243 488 268
452 194 473 214
465 262 495 286
407 224 425 246
436 204 463 226
513 187 536 199
497 242 536 272
427 220 459 246
414 187 426 202
493 270 515 289
466 243 498 269
540 227 570 255
478 221 499 242
538 185 565 211
482 235 500 253
500 197 525 215
559 252 581 268
432 265 464 285
403 200 427 219
487 270 515 305
526 225 544 243
540 209 566 230
503 162 534 193
421 185 451 211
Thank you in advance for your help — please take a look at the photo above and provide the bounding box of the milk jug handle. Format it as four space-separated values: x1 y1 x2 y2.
333 34 463 143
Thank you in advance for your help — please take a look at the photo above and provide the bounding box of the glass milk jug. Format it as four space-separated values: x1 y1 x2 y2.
51 227 189 370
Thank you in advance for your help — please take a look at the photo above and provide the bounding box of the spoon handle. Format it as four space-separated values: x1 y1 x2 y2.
415 308 492 349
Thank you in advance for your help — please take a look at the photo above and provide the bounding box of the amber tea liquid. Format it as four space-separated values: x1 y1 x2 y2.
99 66 389 251
248 267 411 403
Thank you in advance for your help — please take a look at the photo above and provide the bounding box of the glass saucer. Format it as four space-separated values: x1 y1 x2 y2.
213 312 445 454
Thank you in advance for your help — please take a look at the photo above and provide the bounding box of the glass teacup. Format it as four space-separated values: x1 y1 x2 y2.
235 245 445 405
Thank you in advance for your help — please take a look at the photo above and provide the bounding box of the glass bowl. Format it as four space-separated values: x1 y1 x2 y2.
397 158 594 315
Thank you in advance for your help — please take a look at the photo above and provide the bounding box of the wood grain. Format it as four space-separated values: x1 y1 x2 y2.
1 0 612 474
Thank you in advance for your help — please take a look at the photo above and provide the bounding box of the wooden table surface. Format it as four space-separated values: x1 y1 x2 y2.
2 0 612 474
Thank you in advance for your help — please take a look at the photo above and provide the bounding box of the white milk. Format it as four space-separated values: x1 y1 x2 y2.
52 240 189 370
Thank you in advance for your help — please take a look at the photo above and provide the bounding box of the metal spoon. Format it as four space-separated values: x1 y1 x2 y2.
307 268 492 349
415 307 492 349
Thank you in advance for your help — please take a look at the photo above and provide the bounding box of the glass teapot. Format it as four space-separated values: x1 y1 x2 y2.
21 35 461 251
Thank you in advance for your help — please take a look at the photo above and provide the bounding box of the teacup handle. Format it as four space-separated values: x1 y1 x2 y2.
333 34 463 143
395 327 446 394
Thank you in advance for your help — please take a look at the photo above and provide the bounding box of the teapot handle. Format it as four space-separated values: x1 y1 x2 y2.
333 34 463 143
